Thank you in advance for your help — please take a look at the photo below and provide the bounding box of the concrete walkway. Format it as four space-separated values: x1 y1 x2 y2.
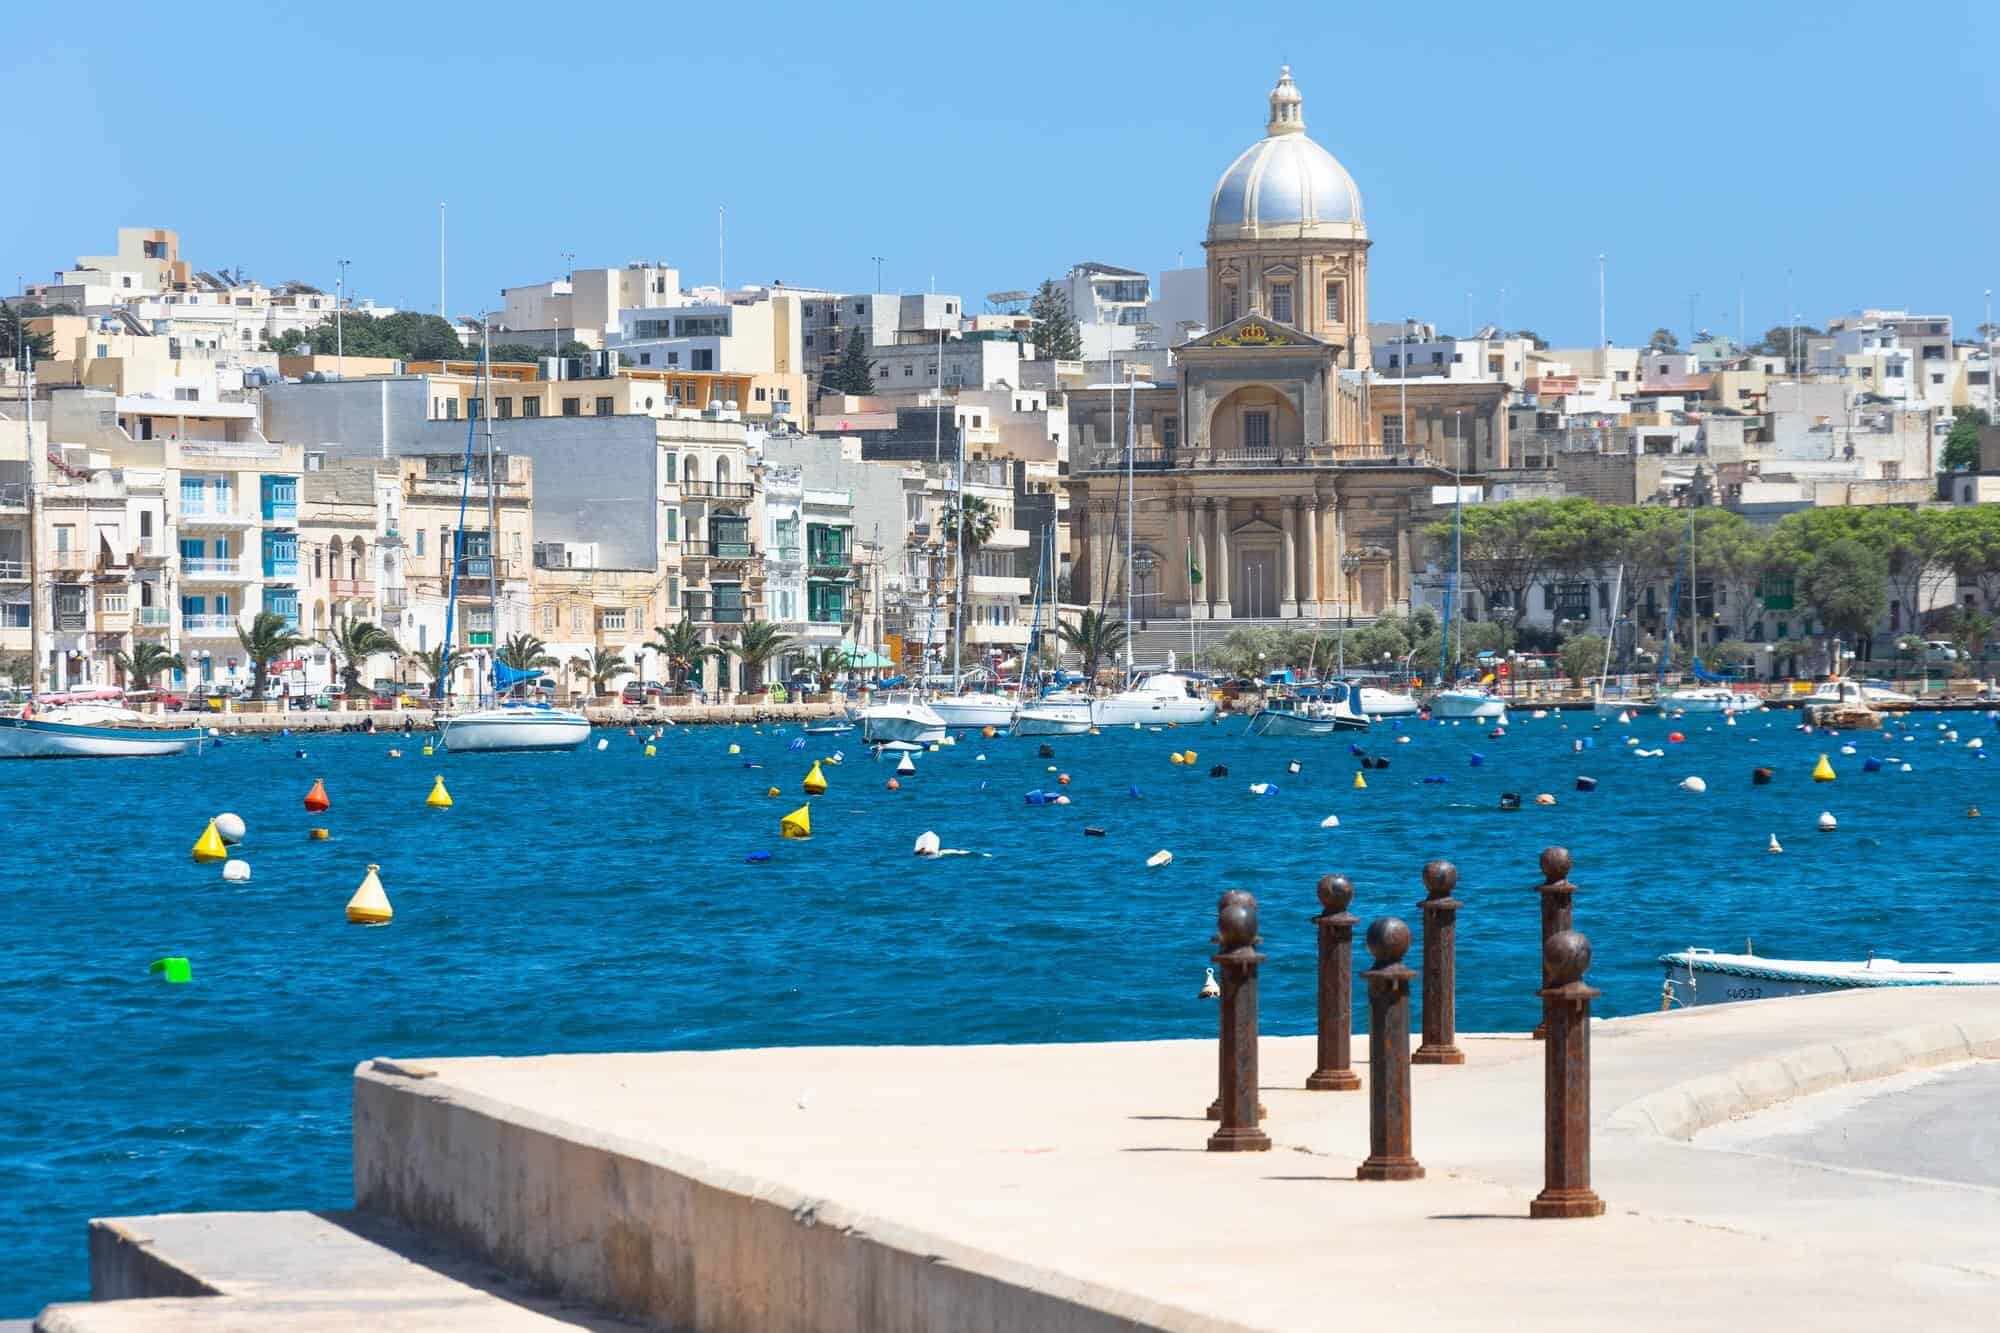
41 987 2000 1331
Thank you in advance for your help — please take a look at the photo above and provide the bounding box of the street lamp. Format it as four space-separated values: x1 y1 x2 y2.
1132 551 1156 629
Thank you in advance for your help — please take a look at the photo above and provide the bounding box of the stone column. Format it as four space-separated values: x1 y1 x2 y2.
1193 501 1212 620
1279 502 1299 618
1213 503 1232 618
1301 500 1321 617
1179 497 1198 619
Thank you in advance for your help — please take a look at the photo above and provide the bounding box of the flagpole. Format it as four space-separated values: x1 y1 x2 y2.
1187 538 1197 669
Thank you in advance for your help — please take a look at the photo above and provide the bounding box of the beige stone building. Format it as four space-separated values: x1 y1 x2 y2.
1067 67 1458 624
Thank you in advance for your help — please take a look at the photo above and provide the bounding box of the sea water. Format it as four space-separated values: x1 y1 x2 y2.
2 709 1995 1313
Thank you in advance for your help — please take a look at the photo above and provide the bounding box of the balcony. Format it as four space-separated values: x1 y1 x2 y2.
807 546 850 576
683 538 761 571
135 607 172 632
182 557 247 582
0 482 25 512
177 505 255 528
261 499 299 524
0 559 24 581
683 594 753 625
183 614 240 637
262 557 300 581
330 577 376 599
56 611 86 632
96 609 131 633
766 544 802 565
967 574 1031 598
680 480 755 501
132 541 171 564
967 621 1031 647
380 587 409 609
449 556 512 585
47 550 99 575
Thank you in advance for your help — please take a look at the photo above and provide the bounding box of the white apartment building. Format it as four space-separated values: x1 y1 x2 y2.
1062 263 1153 360
760 463 805 668
500 263 685 346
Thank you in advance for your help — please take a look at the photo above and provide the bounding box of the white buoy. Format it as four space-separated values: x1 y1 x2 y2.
1818 811 1837 832
1198 967 1220 999
975 753 987 762
1146 849 1173 868
1971 738 1985 750
221 858 250 881
1249 782 1276 795
1679 776 1707 793
896 752 916 776
213 813 246 844
1767 834 1782 854
913 830 941 857
1320 814 1341 829
596 738 609 751
1900 763 1913 772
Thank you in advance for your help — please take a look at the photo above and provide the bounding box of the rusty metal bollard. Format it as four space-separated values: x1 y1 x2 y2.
1306 874 1362 1091
1411 860 1464 1066
1207 891 1272 1152
1531 929 1606 1218
1206 890 1265 1121
1356 917 1424 1181
1534 847 1577 1041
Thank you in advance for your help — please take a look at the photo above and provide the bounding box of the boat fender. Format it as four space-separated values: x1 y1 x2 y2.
1397 735 1411 744
596 739 609 751
222 859 250 881
1209 764 1229 778
1752 767 1774 785
308 828 330 841
1084 826 1106 837
1817 811 1837 832
1575 776 1597 792
1057 773 1070 786
295 749 308 760
1054 794 1072 805
1499 792 1522 811
913 831 941 856
1679 776 1707 793
976 754 987 762
1839 744 1857 756
1534 794 1556 806
1170 752 1185 766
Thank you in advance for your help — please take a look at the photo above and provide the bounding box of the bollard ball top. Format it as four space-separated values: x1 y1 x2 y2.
1218 888 1253 911
1421 860 1458 899
1539 846 1572 885
1544 929 1592 985
1316 873 1354 913
1364 916 1411 965
1217 894 1259 949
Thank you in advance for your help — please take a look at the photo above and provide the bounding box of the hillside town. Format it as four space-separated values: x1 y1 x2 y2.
3 69 1997 705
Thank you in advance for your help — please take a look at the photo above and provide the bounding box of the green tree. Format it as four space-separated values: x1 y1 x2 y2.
1505 329 1547 350
646 621 714 695
1794 535 1888 647
323 618 399 697
494 631 559 696
411 645 466 697
114 642 184 690
724 620 794 692
1952 608 1996 666
236 611 311 701
1752 323 1821 369
1558 634 1606 688
1646 328 1680 352
267 311 470 361
1427 499 1554 647
1942 407 1989 472
822 327 877 395
1057 608 1128 680
1028 279 1083 360
812 645 849 693
584 647 629 696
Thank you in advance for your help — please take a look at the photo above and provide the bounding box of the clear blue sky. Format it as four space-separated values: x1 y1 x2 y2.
10 0 1997 347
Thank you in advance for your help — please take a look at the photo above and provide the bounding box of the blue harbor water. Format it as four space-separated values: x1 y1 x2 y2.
3 707 1997 1313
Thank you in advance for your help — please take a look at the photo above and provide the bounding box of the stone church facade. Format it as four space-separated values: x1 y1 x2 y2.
1068 68 1483 625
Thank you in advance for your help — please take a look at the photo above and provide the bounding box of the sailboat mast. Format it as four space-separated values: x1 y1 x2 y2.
950 419 963 688
1123 368 1135 682
483 319 497 704
21 353 39 698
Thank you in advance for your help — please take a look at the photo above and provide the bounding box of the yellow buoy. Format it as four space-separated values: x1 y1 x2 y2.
644 743 657 757
1183 750 1197 764
766 786 780 797
728 743 742 755
780 804 812 839
345 863 392 925
422 743 434 756
192 820 228 863
1811 753 1836 783
802 761 828 795
1169 752 1185 766
426 775 453 808
1353 771 1368 789
308 827 330 842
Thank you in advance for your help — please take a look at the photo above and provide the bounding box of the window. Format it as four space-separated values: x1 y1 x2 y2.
639 352 652 365
1243 411 1270 452
445 399 458 420
667 351 680 365
692 349 714 371
668 576 679 604
415 530 425 557
1223 286 1239 322
595 396 614 415
497 397 513 419
102 591 127 613
1269 284 1292 325
1324 281 1343 323
523 397 541 417
540 605 555 632
853 302 864 315
803 335 813 349
602 608 627 632
1383 417 1404 448
754 387 766 402
562 398 581 416
467 398 481 419
665 454 677 482
666 508 678 541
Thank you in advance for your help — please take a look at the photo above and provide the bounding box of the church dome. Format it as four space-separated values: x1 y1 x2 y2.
1207 67 1364 242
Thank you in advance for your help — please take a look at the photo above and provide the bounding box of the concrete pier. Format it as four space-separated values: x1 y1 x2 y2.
37 987 2000 1331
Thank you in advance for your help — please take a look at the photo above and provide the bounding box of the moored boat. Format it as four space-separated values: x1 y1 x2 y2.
438 702 591 753
1428 686 1506 721
859 695 947 745
1248 682 1369 736
1091 672 1216 727
1660 686 1762 715
0 697 205 759
1660 949 2000 1008
1011 691 1094 736
928 691 1018 730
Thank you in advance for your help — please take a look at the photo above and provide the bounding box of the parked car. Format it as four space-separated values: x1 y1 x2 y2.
1923 640 1960 665
620 681 669 705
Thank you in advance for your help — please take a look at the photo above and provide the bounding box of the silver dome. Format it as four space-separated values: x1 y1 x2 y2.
1207 68 1364 241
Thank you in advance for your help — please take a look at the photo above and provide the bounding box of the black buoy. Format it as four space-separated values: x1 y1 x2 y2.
1499 792 1522 811
1373 758 1390 771
1575 776 1597 792
1038 744 1055 759
1752 767 1774 785
1286 760 1302 775
1209 764 1229 778
1084 826 1106 837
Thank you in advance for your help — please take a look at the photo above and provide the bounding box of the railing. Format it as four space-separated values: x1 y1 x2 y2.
181 557 244 579
48 550 97 573
680 480 755 500
687 539 758 560
132 541 170 562
178 506 252 524
807 547 850 572
380 587 409 609
261 499 298 522
330 577 376 598
683 596 751 624
765 544 801 564
183 614 239 636
262 558 300 580
452 556 511 581
136 607 171 627
0 560 25 580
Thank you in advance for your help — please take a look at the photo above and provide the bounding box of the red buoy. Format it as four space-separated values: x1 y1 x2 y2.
1667 731 1685 744
304 777 331 812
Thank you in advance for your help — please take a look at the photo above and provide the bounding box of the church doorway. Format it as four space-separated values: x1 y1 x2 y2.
1236 549 1278 619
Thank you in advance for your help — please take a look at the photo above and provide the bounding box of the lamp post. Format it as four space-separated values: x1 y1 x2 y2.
1133 551 1156 630
335 258 350 380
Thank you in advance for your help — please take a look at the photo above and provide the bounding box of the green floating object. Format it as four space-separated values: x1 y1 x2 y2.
149 957 192 984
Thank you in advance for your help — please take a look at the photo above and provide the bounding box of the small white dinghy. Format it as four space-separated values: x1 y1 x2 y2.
1659 948 2000 1008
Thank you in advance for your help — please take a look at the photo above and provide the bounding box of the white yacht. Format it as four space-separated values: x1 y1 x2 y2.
1246 682 1369 736
1659 686 1762 715
1353 683 1419 718
1428 686 1507 721
1012 692 1094 736
0 694 205 759
438 702 591 753
1660 949 2000 1008
859 695 947 745
1091 672 1217 727
927 692 1018 730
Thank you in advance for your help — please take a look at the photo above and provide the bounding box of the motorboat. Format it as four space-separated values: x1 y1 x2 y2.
1247 682 1369 736
1659 686 1762 715
0 693 205 759
1800 678 1915 709
1353 683 1419 718
438 701 592 753
859 695 947 745
803 719 855 736
1428 686 1506 721
1091 672 1217 727
1011 691 1094 736
1660 948 2000 1009
927 691 1018 730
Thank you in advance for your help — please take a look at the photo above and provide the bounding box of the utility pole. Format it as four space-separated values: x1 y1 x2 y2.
1596 254 1606 348
335 258 350 379
438 202 446 318
871 256 885 293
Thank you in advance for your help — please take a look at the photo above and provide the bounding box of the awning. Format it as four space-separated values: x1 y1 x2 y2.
839 641 894 669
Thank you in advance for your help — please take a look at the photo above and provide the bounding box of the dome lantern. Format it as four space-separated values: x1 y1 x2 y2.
1266 65 1304 137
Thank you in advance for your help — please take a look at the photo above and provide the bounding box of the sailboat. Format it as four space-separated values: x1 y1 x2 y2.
1012 524 1093 736
1426 472 1505 721
1591 565 1659 716
1658 505 1761 716
433 329 589 754
0 362 202 758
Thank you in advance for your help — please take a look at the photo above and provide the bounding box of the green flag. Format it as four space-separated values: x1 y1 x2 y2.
1187 539 1202 587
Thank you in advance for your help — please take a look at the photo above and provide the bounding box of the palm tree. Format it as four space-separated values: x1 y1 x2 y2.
496 631 559 696
114 642 184 690
237 611 311 701
646 620 712 695
412 645 466 699
726 619 794 694
812 645 848 694
585 647 629 698
1058 609 1128 682
941 495 1000 672
322 617 398 697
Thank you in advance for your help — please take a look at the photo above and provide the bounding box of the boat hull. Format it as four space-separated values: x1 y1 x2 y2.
1429 690 1506 720
1593 699 1661 717
1011 703 1093 736
1662 691 1762 715
439 710 591 753
860 703 947 745
1355 688 1419 718
1091 696 1217 726
0 716 204 759
1246 707 1367 737
928 696 1017 729
1660 951 2000 1008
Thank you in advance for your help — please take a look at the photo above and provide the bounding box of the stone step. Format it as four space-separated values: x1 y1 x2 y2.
35 1211 646 1332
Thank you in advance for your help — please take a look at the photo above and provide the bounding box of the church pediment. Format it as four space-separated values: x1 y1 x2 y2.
1180 314 1328 351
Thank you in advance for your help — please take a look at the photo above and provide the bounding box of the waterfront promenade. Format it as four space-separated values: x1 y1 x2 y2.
38 986 2000 1331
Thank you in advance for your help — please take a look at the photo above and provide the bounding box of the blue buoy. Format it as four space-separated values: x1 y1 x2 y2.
1349 743 1366 756
1423 775 1449 784
744 851 771 863
1129 785 1142 798
1469 753 1485 767
1862 757 1883 772
788 737 805 751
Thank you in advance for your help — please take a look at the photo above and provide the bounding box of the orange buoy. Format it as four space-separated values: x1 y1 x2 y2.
304 778 330 813
887 777 901 791
1057 773 1071 786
